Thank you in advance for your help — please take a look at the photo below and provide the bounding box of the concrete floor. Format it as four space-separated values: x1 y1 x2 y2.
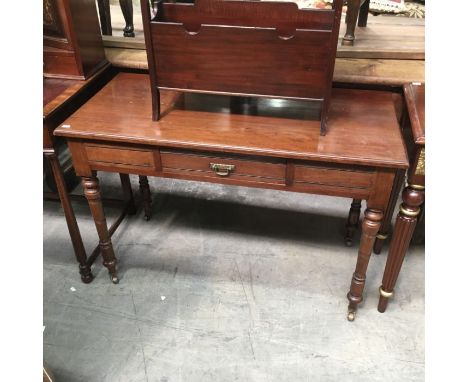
44 173 424 382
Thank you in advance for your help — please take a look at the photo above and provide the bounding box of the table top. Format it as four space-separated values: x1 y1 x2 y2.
43 63 112 120
403 83 425 145
55 72 408 169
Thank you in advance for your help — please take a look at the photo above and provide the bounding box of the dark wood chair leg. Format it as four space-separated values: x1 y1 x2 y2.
119 0 135 37
96 0 112 36
378 185 425 313
374 169 406 254
345 199 362 247
342 0 361 46
44 150 93 283
119 173 137 214
82 175 119 284
139 175 152 221
347 208 383 321
358 0 370 27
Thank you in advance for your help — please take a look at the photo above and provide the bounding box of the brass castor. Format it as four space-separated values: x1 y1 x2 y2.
347 310 356 322
345 238 353 247
111 275 120 284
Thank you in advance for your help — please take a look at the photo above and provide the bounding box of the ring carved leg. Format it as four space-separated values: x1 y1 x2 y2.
345 199 362 247
139 175 152 221
44 150 93 283
347 208 383 321
378 185 425 313
119 173 137 215
83 176 119 284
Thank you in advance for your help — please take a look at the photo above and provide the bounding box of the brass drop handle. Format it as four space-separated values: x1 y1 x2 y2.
209 163 235 177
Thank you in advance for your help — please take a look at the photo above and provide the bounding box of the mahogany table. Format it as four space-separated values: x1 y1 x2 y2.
54 72 408 320
44 65 138 283
378 83 425 312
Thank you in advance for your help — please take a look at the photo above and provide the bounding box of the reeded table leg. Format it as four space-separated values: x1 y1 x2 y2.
378 185 425 313
139 175 152 221
119 173 137 215
83 175 119 284
345 199 362 246
44 150 93 283
374 170 405 254
347 208 383 321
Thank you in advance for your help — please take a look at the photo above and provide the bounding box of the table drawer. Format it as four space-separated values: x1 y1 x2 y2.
294 164 374 189
85 144 155 168
161 150 286 184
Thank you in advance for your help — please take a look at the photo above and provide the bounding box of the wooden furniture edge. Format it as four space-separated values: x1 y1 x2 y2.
104 47 425 85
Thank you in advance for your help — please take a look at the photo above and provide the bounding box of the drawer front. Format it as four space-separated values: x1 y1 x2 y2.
86 144 155 168
294 164 374 190
161 150 286 184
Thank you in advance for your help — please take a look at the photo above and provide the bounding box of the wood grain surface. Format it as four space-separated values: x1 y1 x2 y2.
55 72 407 169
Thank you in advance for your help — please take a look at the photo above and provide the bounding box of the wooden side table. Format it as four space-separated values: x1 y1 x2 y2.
377 83 425 312
54 72 408 320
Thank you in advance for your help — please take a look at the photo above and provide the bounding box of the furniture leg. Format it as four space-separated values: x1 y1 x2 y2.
96 0 112 36
347 208 383 321
358 0 370 27
374 169 406 254
139 175 152 221
378 184 425 312
119 173 137 214
44 150 93 283
344 199 362 246
119 0 135 37
342 0 361 46
82 175 119 284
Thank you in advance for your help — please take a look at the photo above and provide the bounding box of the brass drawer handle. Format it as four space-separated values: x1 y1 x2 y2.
209 163 235 177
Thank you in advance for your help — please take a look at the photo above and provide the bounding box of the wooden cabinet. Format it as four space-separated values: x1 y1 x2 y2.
43 0 107 79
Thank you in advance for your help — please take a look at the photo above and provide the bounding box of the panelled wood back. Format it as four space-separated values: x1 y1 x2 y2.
141 0 343 134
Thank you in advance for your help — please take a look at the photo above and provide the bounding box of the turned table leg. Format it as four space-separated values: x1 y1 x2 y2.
358 0 370 27
347 208 383 321
82 175 119 284
345 199 362 246
44 150 93 283
119 0 135 37
96 0 112 36
378 184 425 312
374 169 406 254
342 0 361 46
119 173 137 215
139 175 152 221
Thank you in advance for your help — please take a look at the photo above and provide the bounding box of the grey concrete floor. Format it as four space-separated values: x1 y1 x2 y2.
44 173 424 382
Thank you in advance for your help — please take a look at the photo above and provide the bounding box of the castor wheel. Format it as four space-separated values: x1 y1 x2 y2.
81 273 94 284
144 214 151 221
344 238 353 247
79 266 94 284
347 310 356 322
111 275 120 284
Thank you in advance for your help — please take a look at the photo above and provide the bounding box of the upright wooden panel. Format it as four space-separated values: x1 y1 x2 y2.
142 0 343 133
153 25 331 99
